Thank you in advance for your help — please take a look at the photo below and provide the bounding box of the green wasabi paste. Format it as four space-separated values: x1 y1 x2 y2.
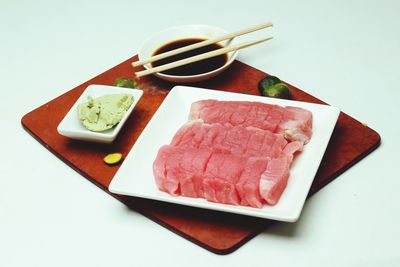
77 94 134 132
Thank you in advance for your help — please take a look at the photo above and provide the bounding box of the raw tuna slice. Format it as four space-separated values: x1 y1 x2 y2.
236 142 302 207
154 146 301 207
282 141 304 164
153 146 247 204
171 120 287 158
189 100 275 131
155 145 269 206
153 145 180 195
189 100 313 143
236 157 269 208
153 100 312 208
153 146 212 197
277 106 313 144
259 156 290 205
203 153 246 205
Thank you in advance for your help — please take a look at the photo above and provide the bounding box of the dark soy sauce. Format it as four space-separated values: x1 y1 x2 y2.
152 38 228 76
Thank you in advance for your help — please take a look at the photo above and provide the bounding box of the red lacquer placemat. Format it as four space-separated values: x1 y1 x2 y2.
21 55 380 254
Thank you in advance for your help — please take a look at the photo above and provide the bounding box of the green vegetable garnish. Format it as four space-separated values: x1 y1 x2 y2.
264 83 292 99
258 76 281 90
113 78 137 89
104 153 123 165
258 76 292 99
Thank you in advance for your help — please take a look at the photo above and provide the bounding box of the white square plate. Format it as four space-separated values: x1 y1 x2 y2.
57 84 143 143
109 86 340 222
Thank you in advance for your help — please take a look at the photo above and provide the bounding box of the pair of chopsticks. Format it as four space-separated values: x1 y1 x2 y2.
132 22 273 78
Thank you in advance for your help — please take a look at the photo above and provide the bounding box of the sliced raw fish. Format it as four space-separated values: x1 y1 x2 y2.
153 146 212 197
171 120 287 158
236 157 269 208
259 156 290 205
189 100 312 143
203 153 246 205
283 141 304 164
153 99 313 208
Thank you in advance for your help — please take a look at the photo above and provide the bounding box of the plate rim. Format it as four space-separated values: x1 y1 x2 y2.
109 85 340 222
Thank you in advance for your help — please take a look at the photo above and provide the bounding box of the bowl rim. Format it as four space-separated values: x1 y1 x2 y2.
57 85 143 143
138 24 238 80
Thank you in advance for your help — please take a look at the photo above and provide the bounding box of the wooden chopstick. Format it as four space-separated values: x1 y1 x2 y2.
134 36 273 78
132 22 273 67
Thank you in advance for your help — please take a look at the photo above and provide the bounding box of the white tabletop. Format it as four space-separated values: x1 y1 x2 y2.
1 0 399 266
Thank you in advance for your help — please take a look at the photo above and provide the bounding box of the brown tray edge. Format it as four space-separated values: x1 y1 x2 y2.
309 119 381 196
116 195 267 255
21 119 266 254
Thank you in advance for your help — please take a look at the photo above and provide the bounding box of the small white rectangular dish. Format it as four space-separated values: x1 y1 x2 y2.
57 84 143 144
109 86 340 222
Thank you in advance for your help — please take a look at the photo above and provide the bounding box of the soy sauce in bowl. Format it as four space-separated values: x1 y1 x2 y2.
151 38 228 76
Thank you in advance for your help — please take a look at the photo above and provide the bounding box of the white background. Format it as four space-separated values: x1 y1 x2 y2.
1 0 399 266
